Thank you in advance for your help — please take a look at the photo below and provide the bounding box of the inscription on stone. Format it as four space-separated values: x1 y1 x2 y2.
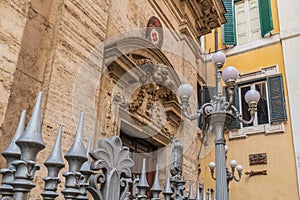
249 153 267 166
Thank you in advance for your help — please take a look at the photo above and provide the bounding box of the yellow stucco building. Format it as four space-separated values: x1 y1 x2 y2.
199 0 299 199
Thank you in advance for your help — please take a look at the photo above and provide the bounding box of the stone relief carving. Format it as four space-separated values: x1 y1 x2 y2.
249 153 267 166
126 57 178 132
197 3 219 35
148 102 167 127
102 92 112 135
178 0 226 37
113 92 126 107
128 55 176 89
107 56 180 140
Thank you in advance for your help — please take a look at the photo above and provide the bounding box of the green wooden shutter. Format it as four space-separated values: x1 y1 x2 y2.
203 86 216 103
222 0 237 45
225 85 241 129
258 0 273 36
267 74 287 123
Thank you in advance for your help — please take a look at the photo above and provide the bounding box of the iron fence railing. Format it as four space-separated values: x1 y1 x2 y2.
0 92 208 200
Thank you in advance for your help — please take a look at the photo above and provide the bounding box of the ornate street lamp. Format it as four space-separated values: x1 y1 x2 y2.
177 51 260 200
209 146 243 187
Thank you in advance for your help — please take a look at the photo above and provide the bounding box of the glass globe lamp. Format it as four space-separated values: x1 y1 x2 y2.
178 83 193 97
236 165 243 172
212 51 226 66
222 66 239 82
209 162 216 169
230 160 237 168
245 89 260 103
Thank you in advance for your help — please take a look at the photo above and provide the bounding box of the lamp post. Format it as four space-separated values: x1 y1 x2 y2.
209 145 243 189
177 52 260 200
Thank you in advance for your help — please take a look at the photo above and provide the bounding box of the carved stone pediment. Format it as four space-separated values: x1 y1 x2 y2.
102 37 182 145
128 55 177 89
179 0 226 37
125 57 180 130
107 55 182 145
128 83 174 127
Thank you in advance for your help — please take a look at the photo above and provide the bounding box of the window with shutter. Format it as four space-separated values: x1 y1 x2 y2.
203 86 216 103
228 67 286 138
235 0 262 44
228 72 286 130
236 1 248 44
249 0 261 40
197 83 204 129
224 0 273 45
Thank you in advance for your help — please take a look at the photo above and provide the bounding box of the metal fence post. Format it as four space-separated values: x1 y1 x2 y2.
0 110 26 199
41 124 65 200
162 173 173 200
78 136 93 200
62 112 87 200
150 165 161 200
10 92 45 200
87 136 134 200
137 159 149 200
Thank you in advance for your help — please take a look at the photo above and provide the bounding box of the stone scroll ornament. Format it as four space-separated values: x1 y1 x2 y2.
87 136 134 200
146 16 163 49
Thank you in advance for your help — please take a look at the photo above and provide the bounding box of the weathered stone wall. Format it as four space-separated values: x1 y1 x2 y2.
31 0 110 198
0 0 30 153
0 0 110 198
0 0 63 167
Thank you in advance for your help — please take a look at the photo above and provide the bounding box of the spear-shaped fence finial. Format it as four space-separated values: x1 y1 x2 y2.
188 180 196 200
11 92 45 200
0 110 26 198
62 112 87 199
137 158 149 200
150 164 162 199
42 124 65 200
163 173 173 200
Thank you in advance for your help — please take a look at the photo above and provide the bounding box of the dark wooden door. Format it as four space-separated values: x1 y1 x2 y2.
120 131 157 197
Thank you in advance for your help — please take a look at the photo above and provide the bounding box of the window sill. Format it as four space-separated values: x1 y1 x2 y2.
228 122 285 139
224 34 280 57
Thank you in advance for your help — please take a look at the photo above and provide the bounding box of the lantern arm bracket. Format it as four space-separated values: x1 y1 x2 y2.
230 105 255 125
182 102 213 121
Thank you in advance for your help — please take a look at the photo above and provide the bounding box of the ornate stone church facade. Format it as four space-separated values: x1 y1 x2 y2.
0 0 227 198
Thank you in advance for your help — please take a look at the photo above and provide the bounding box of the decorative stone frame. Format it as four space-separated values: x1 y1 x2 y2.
229 65 286 139
102 37 182 146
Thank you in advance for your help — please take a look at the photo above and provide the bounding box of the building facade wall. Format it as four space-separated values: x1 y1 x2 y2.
277 0 300 195
200 0 299 199
0 0 228 199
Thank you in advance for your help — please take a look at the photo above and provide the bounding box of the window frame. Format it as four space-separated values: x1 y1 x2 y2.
222 0 274 45
234 0 262 44
238 79 270 127
228 66 286 139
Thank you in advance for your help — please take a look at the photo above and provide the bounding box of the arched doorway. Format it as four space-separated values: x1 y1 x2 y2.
95 37 182 196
